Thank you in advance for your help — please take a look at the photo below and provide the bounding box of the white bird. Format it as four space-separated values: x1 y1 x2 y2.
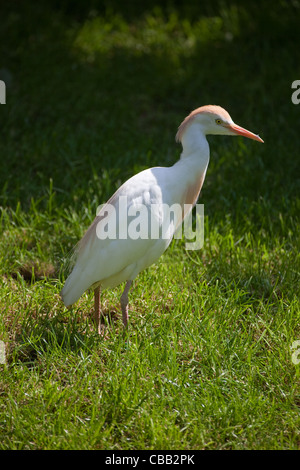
61 105 263 333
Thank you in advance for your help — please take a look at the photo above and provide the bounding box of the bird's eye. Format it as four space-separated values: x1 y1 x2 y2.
215 119 222 125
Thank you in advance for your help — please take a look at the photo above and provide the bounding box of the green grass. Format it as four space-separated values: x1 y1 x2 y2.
0 1 300 449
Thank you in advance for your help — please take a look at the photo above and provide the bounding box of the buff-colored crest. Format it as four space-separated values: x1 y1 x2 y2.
176 105 232 143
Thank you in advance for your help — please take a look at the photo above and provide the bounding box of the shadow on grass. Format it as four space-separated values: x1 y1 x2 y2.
9 304 124 366
1 0 299 213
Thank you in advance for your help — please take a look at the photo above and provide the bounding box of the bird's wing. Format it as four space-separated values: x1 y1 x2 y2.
61 168 173 306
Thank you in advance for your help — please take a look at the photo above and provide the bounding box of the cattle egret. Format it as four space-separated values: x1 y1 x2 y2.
61 105 263 333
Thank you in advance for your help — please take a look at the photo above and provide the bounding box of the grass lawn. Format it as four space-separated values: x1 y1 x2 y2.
0 1 299 449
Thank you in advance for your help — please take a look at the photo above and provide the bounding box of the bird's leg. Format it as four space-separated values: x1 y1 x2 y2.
94 286 101 334
120 280 132 327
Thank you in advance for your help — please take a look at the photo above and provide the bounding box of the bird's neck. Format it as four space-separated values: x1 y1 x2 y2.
171 125 210 208
180 122 210 162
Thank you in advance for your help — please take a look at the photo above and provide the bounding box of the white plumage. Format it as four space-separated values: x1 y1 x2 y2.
61 105 263 332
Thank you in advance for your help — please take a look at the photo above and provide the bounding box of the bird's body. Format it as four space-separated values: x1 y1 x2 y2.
61 105 263 332
62 158 208 305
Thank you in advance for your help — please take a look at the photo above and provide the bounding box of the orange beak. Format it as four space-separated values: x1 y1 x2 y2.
227 123 264 143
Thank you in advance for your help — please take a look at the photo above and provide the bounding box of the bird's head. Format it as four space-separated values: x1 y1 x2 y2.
176 105 264 144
